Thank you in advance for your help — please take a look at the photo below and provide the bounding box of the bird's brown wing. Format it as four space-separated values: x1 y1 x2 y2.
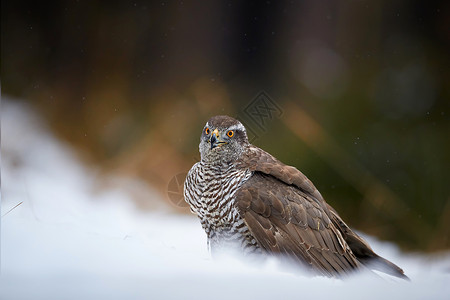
235 145 407 279
234 171 361 277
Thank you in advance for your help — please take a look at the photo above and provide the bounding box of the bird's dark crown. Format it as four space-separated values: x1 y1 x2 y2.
206 115 241 130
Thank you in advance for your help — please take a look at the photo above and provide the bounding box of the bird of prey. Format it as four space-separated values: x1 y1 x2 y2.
184 115 407 279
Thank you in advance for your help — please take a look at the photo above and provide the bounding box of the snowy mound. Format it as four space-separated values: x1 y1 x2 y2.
1 99 449 300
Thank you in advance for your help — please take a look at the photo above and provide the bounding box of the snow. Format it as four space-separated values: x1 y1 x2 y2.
1 99 449 300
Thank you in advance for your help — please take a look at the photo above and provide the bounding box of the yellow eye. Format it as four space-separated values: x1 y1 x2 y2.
227 130 234 137
205 127 210 135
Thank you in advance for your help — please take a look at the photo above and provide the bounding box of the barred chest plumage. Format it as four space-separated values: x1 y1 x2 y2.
184 161 261 255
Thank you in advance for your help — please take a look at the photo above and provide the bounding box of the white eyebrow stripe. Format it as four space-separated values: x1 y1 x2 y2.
227 123 246 132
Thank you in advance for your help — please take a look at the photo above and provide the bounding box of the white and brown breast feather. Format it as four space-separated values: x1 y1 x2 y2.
184 160 259 255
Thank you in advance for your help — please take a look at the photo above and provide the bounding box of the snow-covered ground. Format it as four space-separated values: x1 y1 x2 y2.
1 99 449 300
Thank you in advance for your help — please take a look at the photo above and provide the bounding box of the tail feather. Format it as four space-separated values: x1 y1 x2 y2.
359 254 410 280
327 205 409 280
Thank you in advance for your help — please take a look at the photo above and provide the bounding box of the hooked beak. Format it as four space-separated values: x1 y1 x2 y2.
209 128 227 149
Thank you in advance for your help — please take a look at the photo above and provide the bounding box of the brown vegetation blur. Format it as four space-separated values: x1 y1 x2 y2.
2 0 449 252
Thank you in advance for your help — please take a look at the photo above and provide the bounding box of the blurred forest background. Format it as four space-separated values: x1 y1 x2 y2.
2 0 449 252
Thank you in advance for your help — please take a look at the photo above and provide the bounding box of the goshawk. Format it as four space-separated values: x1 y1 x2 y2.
184 115 407 279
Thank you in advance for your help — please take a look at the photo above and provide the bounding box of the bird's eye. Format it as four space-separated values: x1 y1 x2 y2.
205 127 210 135
227 130 234 137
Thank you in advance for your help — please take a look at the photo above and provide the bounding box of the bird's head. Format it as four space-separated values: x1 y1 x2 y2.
199 115 249 164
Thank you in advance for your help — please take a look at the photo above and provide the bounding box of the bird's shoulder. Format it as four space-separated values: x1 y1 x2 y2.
236 144 324 204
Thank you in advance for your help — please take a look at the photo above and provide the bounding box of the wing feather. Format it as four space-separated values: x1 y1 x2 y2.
235 171 360 277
